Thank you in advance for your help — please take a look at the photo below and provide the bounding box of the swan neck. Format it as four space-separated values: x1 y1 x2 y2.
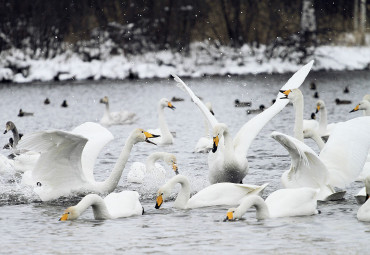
311 132 325 150
223 129 235 160
318 107 328 131
293 96 304 142
169 175 191 209
75 194 111 220
236 196 270 220
11 126 20 148
158 105 171 141
145 152 164 171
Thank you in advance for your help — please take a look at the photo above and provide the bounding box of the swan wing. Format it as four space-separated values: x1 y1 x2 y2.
320 116 370 188
71 122 114 182
104 191 142 218
172 74 218 128
271 131 329 189
18 130 88 191
233 60 314 158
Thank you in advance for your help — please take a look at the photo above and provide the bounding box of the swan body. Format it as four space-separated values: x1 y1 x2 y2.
59 191 143 220
357 176 370 221
18 109 33 117
99 96 137 126
172 60 314 184
272 116 370 201
127 152 178 183
226 188 319 220
18 126 158 201
155 174 268 209
147 98 176 145
194 102 214 153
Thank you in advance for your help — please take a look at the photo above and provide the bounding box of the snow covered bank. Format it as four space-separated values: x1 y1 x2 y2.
0 43 369 83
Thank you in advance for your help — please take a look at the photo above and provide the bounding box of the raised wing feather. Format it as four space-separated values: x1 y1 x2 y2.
172 74 219 128
320 116 370 188
233 60 314 158
71 122 114 182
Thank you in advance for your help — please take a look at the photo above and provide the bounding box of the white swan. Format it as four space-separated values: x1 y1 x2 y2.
172 60 314 184
194 102 214 153
18 127 159 201
315 100 337 140
303 127 325 151
147 98 176 145
357 176 370 221
127 152 178 183
155 174 269 209
59 191 143 220
225 188 319 220
350 100 370 116
99 96 137 126
271 116 370 201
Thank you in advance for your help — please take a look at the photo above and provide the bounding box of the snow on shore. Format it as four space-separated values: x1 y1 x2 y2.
0 42 369 83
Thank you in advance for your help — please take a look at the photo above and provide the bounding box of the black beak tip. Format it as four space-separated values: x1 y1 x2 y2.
279 90 285 93
210 110 215 116
349 109 355 113
155 203 160 209
315 109 319 113
3 130 7 134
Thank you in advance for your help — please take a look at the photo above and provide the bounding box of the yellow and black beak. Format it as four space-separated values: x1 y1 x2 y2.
279 89 291 99
350 104 360 113
224 211 234 222
167 102 176 110
316 105 320 113
172 163 179 175
155 194 163 209
144 131 160 145
212 136 219 153
59 212 69 221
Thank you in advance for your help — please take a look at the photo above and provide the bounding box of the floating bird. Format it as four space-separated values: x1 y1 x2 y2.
234 99 251 107
44 98 50 105
225 188 319 220
343 86 349 93
99 96 137 126
335 98 352 105
18 109 33 117
315 100 337 140
155 174 268 209
61 100 68 107
313 91 319 98
310 82 317 90
59 191 143 221
246 105 265 115
171 96 184 102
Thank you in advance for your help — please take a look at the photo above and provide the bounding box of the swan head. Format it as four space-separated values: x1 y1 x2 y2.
163 153 179 175
99 96 109 105
59 207 79 221
279 89 302 103
316 100 325 113
212 123 227 153
155 186 171 209
350 100 369 113
159 98 176 110
132 128 160 145
224 208 237 221
4 121 15 134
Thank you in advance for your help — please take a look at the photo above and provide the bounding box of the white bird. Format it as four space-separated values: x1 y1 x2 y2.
194 102 214 153
18 126 159 201
147 98 176 145
172 60 314 184
154 174 268 209
271 116 370 201
315 100 337 140
357 175 370 221
127 152 178 184
303 127 325 151
350 100 370 116
59 191 143 220
99 96 137 126
225 188 319 220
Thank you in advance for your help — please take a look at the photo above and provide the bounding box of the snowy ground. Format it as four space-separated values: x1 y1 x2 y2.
0 42 369 83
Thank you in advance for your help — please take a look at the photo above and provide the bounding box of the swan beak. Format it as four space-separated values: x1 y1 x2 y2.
144 131 160 145
172 163 179 175
224 211 234 221
59 212 69 221
155 195 163 209
212 136 219 153
168 102 176 110
350 104 359 113
316 105 320 113
279 89 291 99
4 125 10 134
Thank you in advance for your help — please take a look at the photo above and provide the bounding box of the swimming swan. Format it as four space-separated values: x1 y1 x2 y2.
271 116 370 201
127 152 179 183
195 102 214 153
172 60 314 184
59 191 143 220
100 96 137 126
18 127 159 201
225 188 319 220
155 174 268 209
147 98 176 145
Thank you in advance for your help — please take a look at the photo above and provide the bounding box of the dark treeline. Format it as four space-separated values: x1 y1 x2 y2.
0 0 365 58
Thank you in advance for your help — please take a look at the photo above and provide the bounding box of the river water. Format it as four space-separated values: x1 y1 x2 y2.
0 70 369 254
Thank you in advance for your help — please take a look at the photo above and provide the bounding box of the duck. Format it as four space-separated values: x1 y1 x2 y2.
350 100 370 116
172 60 314 184
61 100 68 107
171 96 184 102
155 174 268 209
147 98 176 145
343 86 349 93
194 102 214 153
225 188 319 220
18 126 159 201
44 98 50 105
99 96 137 126
313 91 319 99
310 82 316 90
246 104 265 115
357 175 370 222
17 109 33 117
234 99 251 107
335 98 352 105
59 191 143 220
127 152 179 184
